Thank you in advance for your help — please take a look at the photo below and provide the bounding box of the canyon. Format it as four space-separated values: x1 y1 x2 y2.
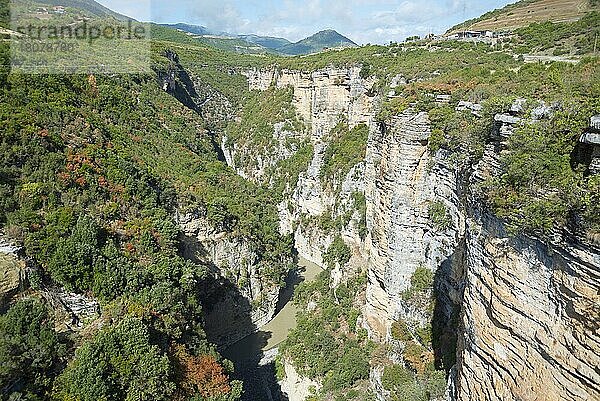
215 65 600 400
1 3 599 400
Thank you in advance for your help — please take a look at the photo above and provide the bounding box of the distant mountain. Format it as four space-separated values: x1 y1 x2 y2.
161 23 212 36
36 0 131 21
156 23 357 55
238 34 291 50
278 29 357 55
160 24 291 51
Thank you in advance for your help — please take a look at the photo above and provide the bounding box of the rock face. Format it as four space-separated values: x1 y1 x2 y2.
178 211 283 346
226 66 600 400
455 210 600 401
226 67 377 266
361 106 600 400
42 289 100 331
279 360 321 401
0 254 23 303
363 110 466 339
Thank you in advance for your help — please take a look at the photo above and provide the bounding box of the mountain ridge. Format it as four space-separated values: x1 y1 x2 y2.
30 0 131 21
446 0 599 33
278 29 357 55
159 23 356 55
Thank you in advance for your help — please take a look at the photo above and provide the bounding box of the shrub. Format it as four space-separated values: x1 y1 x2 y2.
352 191 367 239
427 201 451 230
402 266 435 301
391 320 413 342
428 129 445 154
382 364 414 391
55 317 175 401
0 299 67 399
323 235 351 269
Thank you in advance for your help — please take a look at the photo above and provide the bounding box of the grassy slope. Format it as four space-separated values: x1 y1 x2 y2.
447 0 599 33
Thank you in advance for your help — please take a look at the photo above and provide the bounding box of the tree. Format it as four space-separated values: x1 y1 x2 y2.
47 215 101 292
174 346 232 399
54 317 175 401
0 299 67 399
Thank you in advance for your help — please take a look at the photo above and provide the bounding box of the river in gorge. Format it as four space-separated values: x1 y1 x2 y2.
221 257 323 401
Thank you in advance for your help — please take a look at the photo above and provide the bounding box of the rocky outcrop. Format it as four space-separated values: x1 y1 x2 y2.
243 67 376 130
455 209 599 401
177 211 282 346
0 254 23 304
42 289 100 331
222 121 309 183
578 116 600 175
363 110 466 339
279 359 321 401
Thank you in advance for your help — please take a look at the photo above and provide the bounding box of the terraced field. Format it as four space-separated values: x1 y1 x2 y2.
449 0 598 32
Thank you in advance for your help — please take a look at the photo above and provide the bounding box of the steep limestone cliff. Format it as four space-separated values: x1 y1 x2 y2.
363 110 466 340
455 209 600 401
362 105 600 400
178 211 283 346
225 67 377 266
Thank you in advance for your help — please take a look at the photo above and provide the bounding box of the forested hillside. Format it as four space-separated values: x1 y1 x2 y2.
0 35 294 400
0 0 599 400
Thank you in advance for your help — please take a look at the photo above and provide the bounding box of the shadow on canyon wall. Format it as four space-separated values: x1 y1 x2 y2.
431 241 465 374
180 231 303 400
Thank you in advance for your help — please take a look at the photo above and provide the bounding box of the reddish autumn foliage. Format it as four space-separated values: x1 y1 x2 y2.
98 176 108 188
174 346 231 399
75 176 87 187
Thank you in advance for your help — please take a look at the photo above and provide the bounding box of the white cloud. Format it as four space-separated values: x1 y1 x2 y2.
187 0 251 33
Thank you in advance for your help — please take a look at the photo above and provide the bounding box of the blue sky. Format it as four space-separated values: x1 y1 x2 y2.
97 0 515 44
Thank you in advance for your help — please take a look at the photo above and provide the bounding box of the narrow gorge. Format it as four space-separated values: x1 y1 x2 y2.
215 63 599 400
1 2 599 401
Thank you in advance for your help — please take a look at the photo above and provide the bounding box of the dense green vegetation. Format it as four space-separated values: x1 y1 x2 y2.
321 122 369 187
0 299 68 399
513 12 600 55
54 317 175 401
280 270 374 400
0 41 289 399
322 235 352 269
482 102 600 235
227 87 302 150
381 364 446 401
223 85 313 200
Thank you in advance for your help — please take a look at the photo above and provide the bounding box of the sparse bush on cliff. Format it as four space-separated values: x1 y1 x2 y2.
352 191 368 239
323 235 352 269
427 201 452 230
321 122 369 187
402 265 435 301
382 364 446 401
